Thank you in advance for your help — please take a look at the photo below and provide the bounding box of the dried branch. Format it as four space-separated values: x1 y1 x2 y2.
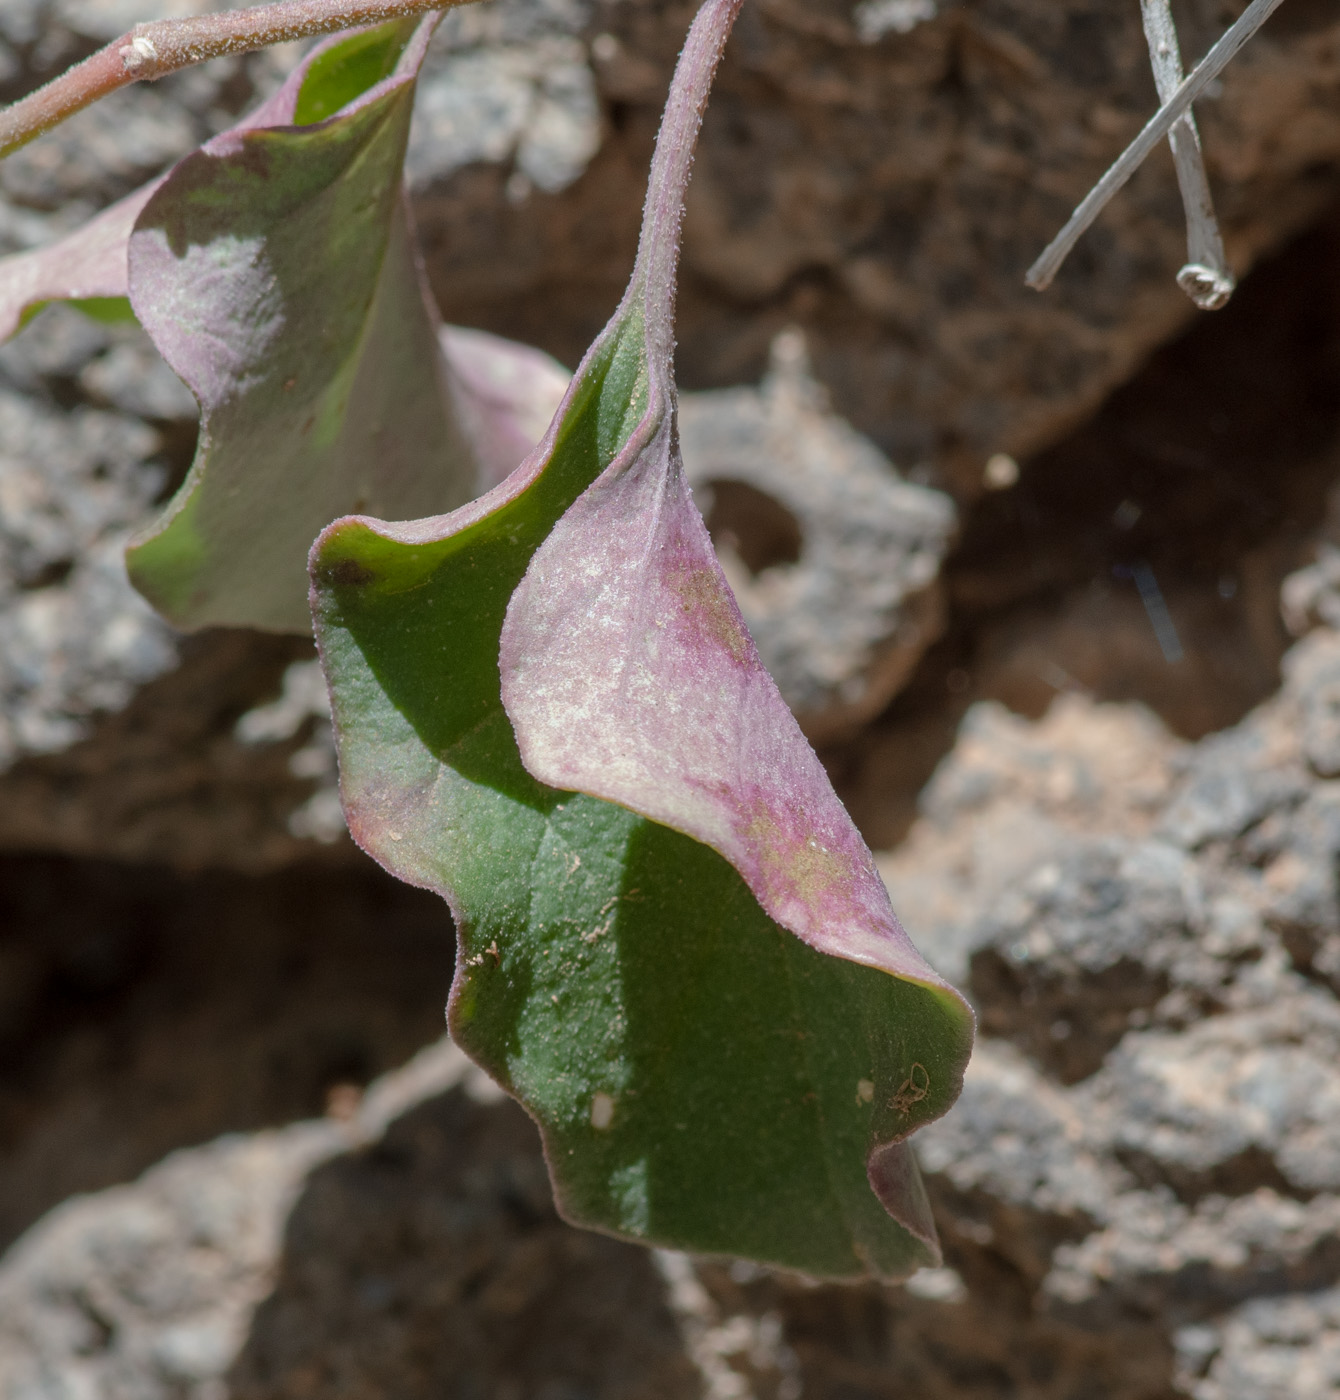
1140 0 1234 309
0 0 459 161
1027 0 1288 292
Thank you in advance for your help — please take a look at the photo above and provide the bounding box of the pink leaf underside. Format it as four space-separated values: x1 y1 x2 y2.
868 1139 938 1247
499 404 954 993
0 184 153 341
0 47 313 343
439 325 570 494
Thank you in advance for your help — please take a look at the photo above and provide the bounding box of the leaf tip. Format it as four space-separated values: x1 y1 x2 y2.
866 1140 941 1271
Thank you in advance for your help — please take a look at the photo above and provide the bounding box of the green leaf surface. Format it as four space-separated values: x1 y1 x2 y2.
312 0 972 1277
312 360 954 1274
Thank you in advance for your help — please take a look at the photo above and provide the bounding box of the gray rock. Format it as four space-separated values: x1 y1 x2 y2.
915 1039 1117 1282
1178 1286 1340 1400
1293 640 1340 780
3 6 1340 1395
400 0 1340 497
0 309 179 772
408 0 600 196
878 694 1184 983
0 1 47 48
0 85 198 215
52 0 233 40
1282 545 1340 641
4 0 1340 871
680 328 955 739
874 605 1340 1392
968 836 1206 1082
1157 734 1310 852
1049 1189 1340 1325
0 1121 343 1400
0 1040 699 1400
8 610 1340 1399
9 0 1340 498
0 314 953 862
1076 987 1340 1195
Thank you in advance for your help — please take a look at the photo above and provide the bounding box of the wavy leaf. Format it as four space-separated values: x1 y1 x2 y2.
312 0 972 1278
124 17 475 631
0 18 569 633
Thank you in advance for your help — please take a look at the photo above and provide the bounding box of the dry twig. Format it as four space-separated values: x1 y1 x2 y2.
1140 0 1234 309
1027 0 1288 293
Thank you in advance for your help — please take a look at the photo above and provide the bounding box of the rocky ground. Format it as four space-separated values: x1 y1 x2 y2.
8 595 1340 1399
2 1 1340 1398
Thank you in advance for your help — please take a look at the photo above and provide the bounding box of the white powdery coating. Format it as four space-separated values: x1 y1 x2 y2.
131 227 284 407
500 414 949 989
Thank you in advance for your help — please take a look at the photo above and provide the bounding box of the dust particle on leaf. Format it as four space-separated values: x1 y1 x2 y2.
590 1093 616 1130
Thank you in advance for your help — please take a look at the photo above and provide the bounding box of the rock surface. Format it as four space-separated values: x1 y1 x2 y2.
5 590 1340 1398
0 307 956 864
3 4 1340 1397
0 1041 701 1400
0 850 452 1251
877 608 1340 1396
419 0 1340 491
682 328 956 740
13 0 1340 490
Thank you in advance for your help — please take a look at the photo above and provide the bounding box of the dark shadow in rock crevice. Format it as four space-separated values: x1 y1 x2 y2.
0 629 341 871
832 207 1340 850
226 1083 700 1400
225 1079 1180 1400
0 851 453 1252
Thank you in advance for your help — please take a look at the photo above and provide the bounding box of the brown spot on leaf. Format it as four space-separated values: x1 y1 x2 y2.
667 564 750 664
745 807 856 904
320 557 377 589
890 1063 930 1116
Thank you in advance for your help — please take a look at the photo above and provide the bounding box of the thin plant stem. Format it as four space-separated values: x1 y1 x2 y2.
631 0 746 367
1027 0 1288 292
1140 0 1234 309
0 0 460 161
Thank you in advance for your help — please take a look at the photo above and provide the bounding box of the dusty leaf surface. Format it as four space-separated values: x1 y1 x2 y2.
124 19 476 632
0 19 570 634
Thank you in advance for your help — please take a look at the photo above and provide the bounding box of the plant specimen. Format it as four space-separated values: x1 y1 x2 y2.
0 0 1287 1274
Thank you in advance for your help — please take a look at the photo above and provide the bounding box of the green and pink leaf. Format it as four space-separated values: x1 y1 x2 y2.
311 0 972 1277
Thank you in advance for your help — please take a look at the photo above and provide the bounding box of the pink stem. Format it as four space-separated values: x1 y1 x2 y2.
0 0 458 159
630 0 745 368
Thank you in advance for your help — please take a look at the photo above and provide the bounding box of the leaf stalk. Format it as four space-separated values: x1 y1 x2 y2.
630 0 745 369
0 0 459 161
